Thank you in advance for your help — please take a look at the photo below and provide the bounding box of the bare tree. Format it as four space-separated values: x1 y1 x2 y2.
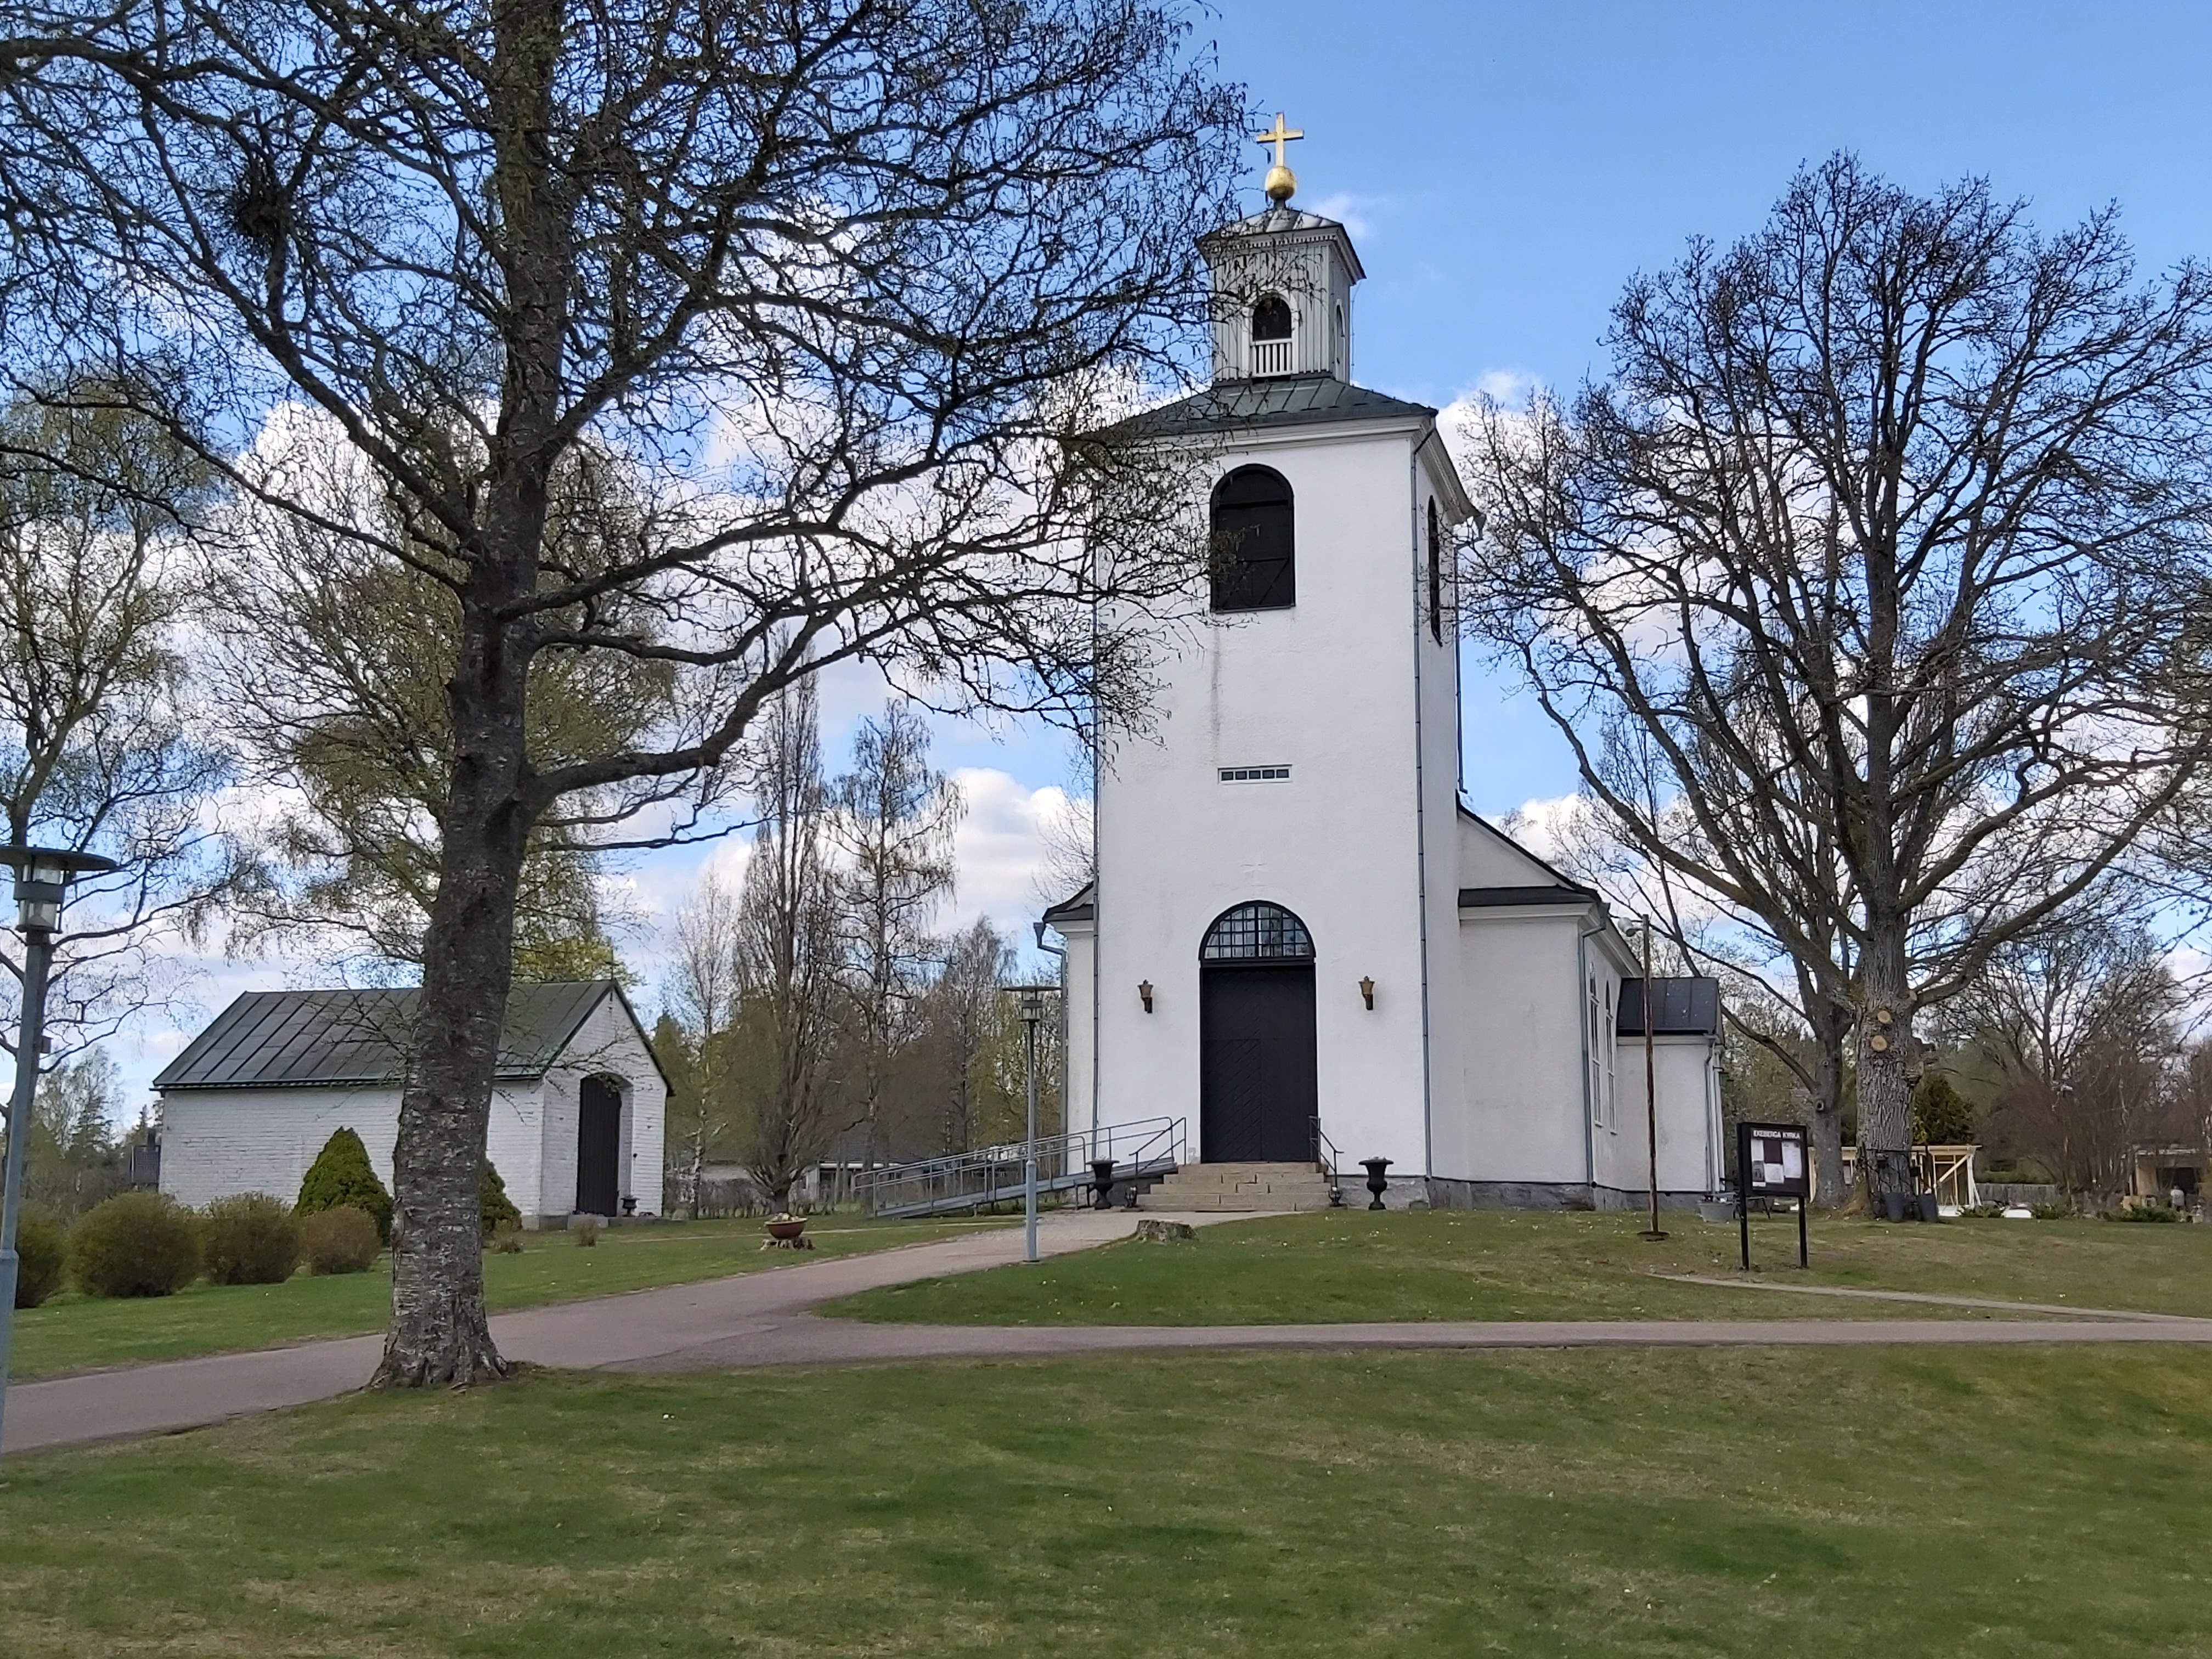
733 682 841 1212
1461 155 2212 1202
1957 913 2185 1199
828 701 959 1170
919 918 1013 1154
0 0 1239 1380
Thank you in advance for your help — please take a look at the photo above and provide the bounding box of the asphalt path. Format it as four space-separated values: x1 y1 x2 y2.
9 1210 2212 1455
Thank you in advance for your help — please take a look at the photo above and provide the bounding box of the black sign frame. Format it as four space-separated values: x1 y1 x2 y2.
1735 1120 1810 1269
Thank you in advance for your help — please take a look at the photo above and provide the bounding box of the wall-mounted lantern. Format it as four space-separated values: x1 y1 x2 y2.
1358 976 1375 1011
1138 979 1154 1013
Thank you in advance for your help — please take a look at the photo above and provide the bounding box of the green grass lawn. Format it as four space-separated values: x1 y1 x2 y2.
828 1209 2212 1325
10 1215 1008 1380
1 1344 2205 1656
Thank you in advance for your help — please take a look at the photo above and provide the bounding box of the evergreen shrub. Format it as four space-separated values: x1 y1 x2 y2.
1911 1074 1977 1145
2029 1201 2074 1220
201 1193 303 1285
14 1204 66 1307
69 1192 201 1298
296 1128 392 1242
482 1162 521 1237
2113 1200 2182 1223
301 1205 381 1274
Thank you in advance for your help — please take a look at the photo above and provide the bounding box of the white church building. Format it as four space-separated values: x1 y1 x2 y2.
1044 122 1724 1210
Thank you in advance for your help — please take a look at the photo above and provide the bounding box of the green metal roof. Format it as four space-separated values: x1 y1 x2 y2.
153 981 626 1091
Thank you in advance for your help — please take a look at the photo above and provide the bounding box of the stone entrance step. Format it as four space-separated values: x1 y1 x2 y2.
1136 1161 1337 1213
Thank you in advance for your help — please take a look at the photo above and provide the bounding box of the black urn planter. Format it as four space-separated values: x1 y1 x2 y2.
1091 1158 1117 1211
1915 1192 1941 1223
1360 1156 1392 1212
1880 1190 1910 1223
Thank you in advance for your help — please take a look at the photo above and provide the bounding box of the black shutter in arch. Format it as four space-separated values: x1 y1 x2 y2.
1210 466 1295 612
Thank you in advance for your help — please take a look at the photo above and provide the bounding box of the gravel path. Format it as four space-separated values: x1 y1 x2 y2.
10 1210 2212 1454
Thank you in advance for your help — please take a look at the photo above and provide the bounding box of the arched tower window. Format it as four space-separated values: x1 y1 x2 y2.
1210 466 1295 611
1426 497 1443 644
1250 294 1293 376
1201 901 1315 962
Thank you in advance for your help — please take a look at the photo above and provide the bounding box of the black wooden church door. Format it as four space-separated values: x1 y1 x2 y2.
1199 903 1318 1163
576 1077 622 1215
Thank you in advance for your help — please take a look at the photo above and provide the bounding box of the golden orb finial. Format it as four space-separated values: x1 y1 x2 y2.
1253 111 1304 206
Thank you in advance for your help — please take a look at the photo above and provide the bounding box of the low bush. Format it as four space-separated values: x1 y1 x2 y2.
488 1218 526 1255
1960 1201 2006 1219
296 1127 393 1243
574 1216 600 1248
482 1162 521 1238
2113 1201 2182 1223
68 1192 201 1298
301 1205 381 1274
200 1193 303 1285
14 1204 66 1307
2030 1201 2074 1220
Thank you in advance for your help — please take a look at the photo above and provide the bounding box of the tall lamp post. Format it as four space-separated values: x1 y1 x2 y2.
0 846 116 1456
1010 984 1055 1265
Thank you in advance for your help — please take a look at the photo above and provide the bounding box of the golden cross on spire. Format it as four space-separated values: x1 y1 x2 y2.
1254 111 1304 170
1253 111 1303 205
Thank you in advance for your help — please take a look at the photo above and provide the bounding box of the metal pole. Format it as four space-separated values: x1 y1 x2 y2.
1023 1002 1040 1265
0 922 55 1456
1641 921 1666 1240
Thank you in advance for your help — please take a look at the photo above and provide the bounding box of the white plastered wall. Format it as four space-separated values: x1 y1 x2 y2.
1092 419 1460 1175
537 989 667 1220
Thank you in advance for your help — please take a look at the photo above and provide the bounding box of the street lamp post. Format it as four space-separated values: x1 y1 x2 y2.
1011 984 1053 1265
0 846 116 1458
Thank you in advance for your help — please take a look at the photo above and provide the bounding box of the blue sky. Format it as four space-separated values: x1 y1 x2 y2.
923 0 2212 812
114 2 2212 1101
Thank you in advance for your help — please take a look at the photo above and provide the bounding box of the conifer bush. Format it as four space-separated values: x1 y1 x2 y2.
482 1162 521 1238
13 1204 66 1308
295 1127 393 1242
300 1205 381 1274
200 1193 303 1285
68 1192 201 1298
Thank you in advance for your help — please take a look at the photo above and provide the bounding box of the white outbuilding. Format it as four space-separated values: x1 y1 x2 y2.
1043 134 1725 1211
155 980 667 1227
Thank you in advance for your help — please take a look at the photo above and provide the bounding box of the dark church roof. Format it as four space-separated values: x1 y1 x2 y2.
154 980 641 1091
1457 883 1599 909
1119 374 1436 441
1041 881 1096 926
1616 977 1723 1038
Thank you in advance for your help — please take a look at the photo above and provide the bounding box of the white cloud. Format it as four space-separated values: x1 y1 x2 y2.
947 768 1070 935
1303 192 1376 240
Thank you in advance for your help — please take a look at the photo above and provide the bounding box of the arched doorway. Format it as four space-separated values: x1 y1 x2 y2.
1199 902 1318 1162
576 1076 623 1216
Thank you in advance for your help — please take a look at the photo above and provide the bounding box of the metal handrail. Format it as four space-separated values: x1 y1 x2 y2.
855 1115 1187 1218
1313 1116 1346 1207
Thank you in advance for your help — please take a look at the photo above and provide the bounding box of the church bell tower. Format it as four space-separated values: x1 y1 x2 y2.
1051 117 1474 1198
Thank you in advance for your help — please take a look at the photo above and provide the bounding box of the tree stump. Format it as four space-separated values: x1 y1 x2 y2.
1133 1219 1196 1243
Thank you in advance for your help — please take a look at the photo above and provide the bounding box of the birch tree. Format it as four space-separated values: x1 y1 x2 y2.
1462 155 2212 1201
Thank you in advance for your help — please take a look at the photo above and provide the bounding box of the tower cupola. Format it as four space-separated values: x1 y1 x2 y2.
1198 113 1363 383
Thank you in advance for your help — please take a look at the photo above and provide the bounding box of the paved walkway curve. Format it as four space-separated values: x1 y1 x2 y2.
10 1210 2212 1454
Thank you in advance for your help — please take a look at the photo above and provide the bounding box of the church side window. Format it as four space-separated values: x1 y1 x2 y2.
1604 983 1617 1128
1588 976 1604 1127
1251 294 1293 376
1210 466 1295 612
1426 498 1443 644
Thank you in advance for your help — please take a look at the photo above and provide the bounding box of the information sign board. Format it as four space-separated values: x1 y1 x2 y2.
1735 1120 1810 1268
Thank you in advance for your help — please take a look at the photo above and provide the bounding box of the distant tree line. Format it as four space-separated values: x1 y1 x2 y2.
653 689 1062 1214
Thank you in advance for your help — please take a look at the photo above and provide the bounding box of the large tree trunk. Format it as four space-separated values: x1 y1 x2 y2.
1854 935 1917 1203
1804 991 1849 1205
373 627 535 1385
